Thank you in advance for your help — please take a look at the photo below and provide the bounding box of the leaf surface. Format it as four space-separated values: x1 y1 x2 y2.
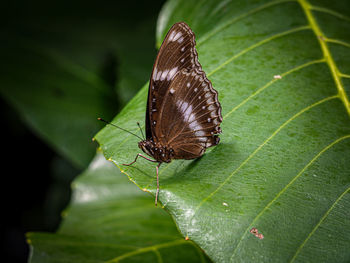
95 0 350 262
28 152 209 263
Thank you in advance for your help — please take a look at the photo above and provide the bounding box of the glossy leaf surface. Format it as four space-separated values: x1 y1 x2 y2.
95 0 350 262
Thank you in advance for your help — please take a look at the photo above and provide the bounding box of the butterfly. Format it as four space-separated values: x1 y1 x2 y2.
100 22 222 205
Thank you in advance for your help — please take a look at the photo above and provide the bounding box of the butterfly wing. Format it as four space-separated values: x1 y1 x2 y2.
158 68 222 159
146 22 200 140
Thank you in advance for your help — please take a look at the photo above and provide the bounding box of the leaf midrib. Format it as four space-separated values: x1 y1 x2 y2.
298 0 350 116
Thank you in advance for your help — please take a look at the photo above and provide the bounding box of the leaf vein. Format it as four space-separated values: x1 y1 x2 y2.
153 248 163 263
339 73 350 79
197 0 298 45
310 5 350 23
298 0 350 116
207 25 311 77
223 58 326 119
290 185 350 262
325 38 350 49
230 134 350 261
104 239 187 263
186 95 338 235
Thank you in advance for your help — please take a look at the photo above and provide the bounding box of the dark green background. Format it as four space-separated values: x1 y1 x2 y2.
0 1 165 262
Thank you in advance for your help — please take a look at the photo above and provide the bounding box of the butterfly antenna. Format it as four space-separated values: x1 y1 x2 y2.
98 118 143 140
137 122 145 140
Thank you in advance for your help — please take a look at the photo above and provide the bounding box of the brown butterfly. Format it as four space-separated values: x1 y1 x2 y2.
100 22 222 205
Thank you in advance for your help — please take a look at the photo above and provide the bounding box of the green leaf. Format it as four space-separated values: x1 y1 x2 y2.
28 152 209 262
95 0 350 262
0 1 161 168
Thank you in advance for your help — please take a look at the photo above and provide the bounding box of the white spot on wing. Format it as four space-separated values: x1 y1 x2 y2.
208 104 215 111
188 113 195 122
152 67 158 80
168 31 176 42
195 130 205 136
156 70 162 80
169 31 183 42
173 31 182 41
161 69 169 81
176 99 203 132
167 67 178 80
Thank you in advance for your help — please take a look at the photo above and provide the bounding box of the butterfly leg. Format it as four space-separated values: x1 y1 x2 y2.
122 153 157 166
155 162 161 206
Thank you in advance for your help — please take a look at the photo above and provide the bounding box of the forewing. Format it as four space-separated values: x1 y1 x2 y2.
146 22 200 140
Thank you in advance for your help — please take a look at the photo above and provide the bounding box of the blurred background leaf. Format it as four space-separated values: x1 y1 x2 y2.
0 0 165 168
0 0 165 262
28 152 210 263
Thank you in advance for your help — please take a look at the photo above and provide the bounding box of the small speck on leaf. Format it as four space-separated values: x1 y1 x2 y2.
250 227 264 239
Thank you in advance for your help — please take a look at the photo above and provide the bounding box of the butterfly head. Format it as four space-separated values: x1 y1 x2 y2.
138 140 173 163
138 140 154 158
